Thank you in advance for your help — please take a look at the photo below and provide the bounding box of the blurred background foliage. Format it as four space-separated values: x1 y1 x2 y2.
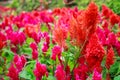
0 0 120 15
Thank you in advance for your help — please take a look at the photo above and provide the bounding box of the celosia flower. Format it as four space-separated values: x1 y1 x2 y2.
74 64 88 80
42 42 49 54
30 42 38 50
7 63 19 80
69 16 86 47
102 20 108 29
13 54 26 71
55 65 66 80
31 32 41 44
51 45 62 60
82 2 98 36
92 69 102 80
33 61 48 80
106 47 114 69
107 32 117 46
9 31 26 46
53 26 67 48
110 13 119 26
24 24 40 37
85 33 105 71
32 50 38 60
0 32 6 50
30 42 38 59
102 5 113 18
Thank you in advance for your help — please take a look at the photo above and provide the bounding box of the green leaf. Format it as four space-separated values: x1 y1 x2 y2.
47 75 56 80
114 75 120 80
19 70 32 80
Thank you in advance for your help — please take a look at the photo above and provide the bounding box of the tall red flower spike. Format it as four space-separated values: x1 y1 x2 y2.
82 2 98 36
53 26 67 48
106 47 114 69
85 33 105 71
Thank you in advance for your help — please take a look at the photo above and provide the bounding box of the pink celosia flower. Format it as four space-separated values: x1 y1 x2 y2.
31 32 41 44
33 61 48 80
42 42 49 54
107 32 117 46
51 45 62 60
74 60 88 80
92 69 102 80
32 50 38 60
7 63 19 80
30 42 38 59
13 54 26 71
9 31 26 46
30 42 38 50
55 65 66 80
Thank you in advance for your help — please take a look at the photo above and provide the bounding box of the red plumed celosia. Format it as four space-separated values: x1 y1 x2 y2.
82 2 98 36
85 33 105 71
69 16 86 47
106 47 114 69
53 26 67 48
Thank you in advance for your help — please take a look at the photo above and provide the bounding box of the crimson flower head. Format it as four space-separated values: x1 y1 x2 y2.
33 61 48 80
102 5 113 18
51 45 62 60
9 31 26 46
30 42 38 50
30 42 38 60
106 47 114 69
55 65 66 80
7 63 19 80
85 33 105 71
83 2 98 36
107 32 117 46
31 32 41 44
42 42 49 54
110 13 119 26
0 32 6 50
13 54 26 72
32 50 38 60
74 64 88 80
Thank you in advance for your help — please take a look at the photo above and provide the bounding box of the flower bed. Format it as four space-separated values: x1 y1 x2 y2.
0 2 120 80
